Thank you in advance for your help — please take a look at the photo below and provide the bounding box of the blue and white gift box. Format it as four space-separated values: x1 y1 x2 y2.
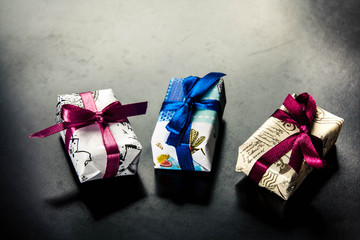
151 72 226 172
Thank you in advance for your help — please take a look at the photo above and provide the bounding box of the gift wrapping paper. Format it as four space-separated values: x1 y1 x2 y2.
236 95 343 200
151 77 226 171
56 89 142 183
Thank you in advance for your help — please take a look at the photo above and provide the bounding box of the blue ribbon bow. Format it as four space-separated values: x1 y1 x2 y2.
160 72 226 170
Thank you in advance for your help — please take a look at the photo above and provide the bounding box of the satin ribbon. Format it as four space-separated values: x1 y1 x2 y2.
161 72 226 170
248 93 324 183
30 92 147 178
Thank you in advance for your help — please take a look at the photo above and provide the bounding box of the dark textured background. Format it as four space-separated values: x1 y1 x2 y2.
0 1 359 239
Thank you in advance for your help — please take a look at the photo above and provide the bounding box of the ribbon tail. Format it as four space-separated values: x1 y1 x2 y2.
289 133 324 173
166 104 189 136
300 134 325 169
30 122 91 138
104 101 148 121
124 101 148 117
288 136 303 173
30 122 68 138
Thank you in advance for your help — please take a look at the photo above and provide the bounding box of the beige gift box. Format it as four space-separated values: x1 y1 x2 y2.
236 97 343 200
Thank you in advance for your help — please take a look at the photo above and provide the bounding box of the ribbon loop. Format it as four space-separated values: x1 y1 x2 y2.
61 104 95 123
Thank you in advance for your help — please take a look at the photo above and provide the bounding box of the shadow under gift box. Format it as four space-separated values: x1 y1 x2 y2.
55 89 144 183
235 93 344 200
151 75 226 172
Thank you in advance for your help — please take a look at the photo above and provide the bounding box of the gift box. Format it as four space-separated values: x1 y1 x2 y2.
30 89 147 183
235 93 343 200
151 72 226 171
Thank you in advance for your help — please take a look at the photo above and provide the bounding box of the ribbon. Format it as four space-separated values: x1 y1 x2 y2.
161 72 226 170
30 92 147 178
248 92 324 183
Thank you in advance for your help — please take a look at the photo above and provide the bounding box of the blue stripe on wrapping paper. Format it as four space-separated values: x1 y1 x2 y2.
159 78 184 122
166 78 184 101
158 110 175 122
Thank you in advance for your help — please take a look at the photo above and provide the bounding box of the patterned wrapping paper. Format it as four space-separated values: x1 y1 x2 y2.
56 89 142 183
151 77 226 171
235 97 343 200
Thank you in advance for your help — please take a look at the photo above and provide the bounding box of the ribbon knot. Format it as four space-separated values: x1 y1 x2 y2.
248 92 325 184
184 96 194 105
95 112 104 123
299 125 309 134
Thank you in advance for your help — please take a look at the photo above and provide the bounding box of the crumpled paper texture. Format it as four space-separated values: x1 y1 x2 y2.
236 101 343 200
56 89 142 183
151 78 226 171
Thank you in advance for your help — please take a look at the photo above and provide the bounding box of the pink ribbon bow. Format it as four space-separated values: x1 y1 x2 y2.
248 93 324 184
30 92 147 179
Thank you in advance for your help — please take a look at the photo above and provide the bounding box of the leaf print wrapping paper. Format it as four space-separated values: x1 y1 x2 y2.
151 77 226 172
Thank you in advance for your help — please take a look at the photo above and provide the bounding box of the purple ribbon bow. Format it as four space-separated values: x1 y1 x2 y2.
30 92 147 178
248 93 325 183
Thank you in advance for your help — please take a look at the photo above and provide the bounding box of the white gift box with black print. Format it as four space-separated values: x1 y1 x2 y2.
56 89 143 183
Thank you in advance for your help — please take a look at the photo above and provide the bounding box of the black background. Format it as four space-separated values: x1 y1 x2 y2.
1 1 359 239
